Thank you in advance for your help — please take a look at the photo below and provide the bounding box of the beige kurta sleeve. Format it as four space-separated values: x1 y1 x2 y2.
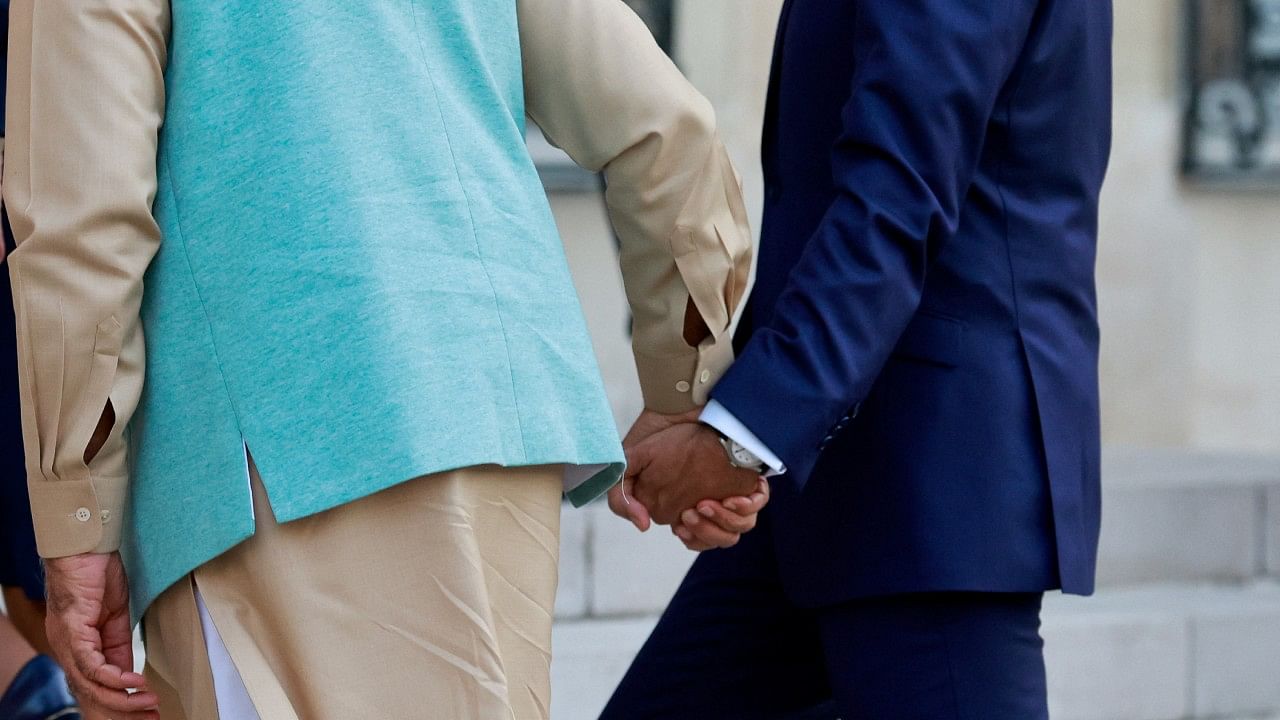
4 0 170 558
518 0 753 415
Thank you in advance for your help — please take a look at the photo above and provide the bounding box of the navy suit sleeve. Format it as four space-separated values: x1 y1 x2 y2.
711 0 1040 484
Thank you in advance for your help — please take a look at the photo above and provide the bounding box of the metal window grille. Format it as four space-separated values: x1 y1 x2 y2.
1184 0 1280 186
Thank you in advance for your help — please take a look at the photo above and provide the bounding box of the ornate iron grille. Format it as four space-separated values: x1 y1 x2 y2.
1184 0 1280 185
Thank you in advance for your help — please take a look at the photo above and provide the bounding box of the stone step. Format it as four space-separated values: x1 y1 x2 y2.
555 449 1280 620
1096 449 1279 588
550 582 1280 720
1044 582 1280 720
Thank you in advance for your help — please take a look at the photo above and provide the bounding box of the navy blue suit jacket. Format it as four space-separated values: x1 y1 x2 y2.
712 0 1112 605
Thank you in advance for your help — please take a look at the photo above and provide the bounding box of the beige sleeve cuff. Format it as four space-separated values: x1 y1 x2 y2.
27 473 128 558
633 334 735 415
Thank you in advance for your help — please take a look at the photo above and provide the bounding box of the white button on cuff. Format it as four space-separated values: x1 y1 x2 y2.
74 507 92 523
675 380 691 393
700 370 712 383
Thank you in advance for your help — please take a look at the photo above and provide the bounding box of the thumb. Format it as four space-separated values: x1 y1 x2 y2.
621 478 652 532
624 434 658 477
607 479 651 532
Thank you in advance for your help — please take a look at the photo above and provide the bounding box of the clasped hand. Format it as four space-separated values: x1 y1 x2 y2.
608 409 769 551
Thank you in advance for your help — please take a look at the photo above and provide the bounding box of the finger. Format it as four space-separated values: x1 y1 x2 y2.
606 483 629 518
609 479 651 532
723 478 771 514
692 503 757 534
677 513 741 549
689 521 742 549
80 700 161 720
624 479 652 531
630 471 662 519
88 657 148 692
66 627 140 692
71 639 137 692
66 664 160 715
696 494 764 525
81 703 161 720
672 524 715 552
101 612 144 688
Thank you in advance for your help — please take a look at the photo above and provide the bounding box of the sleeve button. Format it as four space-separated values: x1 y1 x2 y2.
74 507 92 523
675 380 692 393
699 370 712 383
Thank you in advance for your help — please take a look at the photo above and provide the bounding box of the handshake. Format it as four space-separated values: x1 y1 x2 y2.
607 408 771 552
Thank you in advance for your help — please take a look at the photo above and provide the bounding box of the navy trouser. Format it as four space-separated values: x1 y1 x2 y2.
600 518 1048 720
0 208 44 602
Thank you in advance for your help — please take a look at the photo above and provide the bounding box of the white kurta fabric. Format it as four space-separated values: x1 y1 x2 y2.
195 587 260 720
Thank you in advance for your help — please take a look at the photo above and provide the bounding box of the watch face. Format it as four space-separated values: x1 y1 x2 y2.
730 442 762 469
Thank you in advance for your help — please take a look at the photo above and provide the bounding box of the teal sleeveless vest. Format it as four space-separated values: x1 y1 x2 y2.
122 0 623 620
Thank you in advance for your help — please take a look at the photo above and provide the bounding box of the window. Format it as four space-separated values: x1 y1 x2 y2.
1184 0 1280 184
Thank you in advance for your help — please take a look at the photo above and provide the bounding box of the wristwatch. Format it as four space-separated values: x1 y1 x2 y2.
706 425 767 473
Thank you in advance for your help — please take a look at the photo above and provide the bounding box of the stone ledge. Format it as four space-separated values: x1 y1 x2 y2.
1046 583 1280 720
557 450 1280 619
1102 447 1280 489
1097 483 1263 586
1193 602 1280 718
1042 606 1190 720
1096 448 1279 587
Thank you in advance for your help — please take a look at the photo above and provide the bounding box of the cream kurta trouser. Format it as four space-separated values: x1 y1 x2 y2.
142 460 564 720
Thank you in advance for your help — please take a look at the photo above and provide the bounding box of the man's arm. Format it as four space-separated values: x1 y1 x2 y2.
518 0 753 417
709 0 1041 485
6 2 169 714
5 0 168 559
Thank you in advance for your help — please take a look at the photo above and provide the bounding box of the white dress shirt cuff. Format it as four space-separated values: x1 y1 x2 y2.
700 400 787 476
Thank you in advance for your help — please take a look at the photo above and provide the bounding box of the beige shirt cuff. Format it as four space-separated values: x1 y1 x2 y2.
633 334 735 415
27 473 127 557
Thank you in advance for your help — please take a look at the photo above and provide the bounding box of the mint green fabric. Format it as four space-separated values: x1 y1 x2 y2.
121 0 623 622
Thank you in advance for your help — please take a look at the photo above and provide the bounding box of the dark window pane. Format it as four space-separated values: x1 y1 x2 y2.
1184 0 1280 185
